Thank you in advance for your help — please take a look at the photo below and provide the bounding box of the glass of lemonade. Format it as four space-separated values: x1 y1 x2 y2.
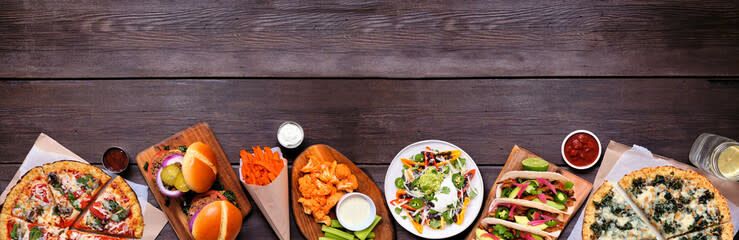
689 133 739 181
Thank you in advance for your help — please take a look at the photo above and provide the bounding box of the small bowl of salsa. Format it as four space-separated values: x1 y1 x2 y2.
561 130 602 170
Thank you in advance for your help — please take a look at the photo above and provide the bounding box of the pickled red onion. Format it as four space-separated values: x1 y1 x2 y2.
514 182 529 199
537 178 557 195
537 193 548 203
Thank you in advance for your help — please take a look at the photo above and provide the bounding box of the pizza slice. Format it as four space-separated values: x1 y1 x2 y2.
66 229 127 240
0 214 67 240
583 182 656 240
619 166 731 238
42 160 111 227
73 176 143 238
671 222 734 240
1 167 61 226
671 223 734 240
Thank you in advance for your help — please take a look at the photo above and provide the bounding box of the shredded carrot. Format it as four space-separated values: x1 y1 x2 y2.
240 146 284 185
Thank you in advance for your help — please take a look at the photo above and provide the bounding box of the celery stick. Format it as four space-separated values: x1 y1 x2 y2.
367 232 375 239
319 237 339 240
324 232 351 240
331 219 344 229
354 216 381 240
322 226 354 240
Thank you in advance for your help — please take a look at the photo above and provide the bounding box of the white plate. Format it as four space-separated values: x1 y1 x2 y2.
384 140 484 239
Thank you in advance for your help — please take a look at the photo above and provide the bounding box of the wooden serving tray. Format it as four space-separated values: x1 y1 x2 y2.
291 144 394 240
135 122 251 240
466 145 592 239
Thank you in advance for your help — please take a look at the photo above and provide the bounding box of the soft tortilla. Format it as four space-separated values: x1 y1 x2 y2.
480 217 554 240
494 171 575 214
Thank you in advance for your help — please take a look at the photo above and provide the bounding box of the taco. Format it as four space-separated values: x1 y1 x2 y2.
476 217 553 240
495 171 576 214
487 198 566 238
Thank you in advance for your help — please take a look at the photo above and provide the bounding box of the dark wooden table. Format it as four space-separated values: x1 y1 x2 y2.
1 1 739 240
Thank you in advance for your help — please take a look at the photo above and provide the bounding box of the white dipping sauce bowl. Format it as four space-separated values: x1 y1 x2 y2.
336 192 376 231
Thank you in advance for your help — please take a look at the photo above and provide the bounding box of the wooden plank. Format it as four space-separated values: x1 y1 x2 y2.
291 144 394 240
134 123 251 240
466 146 593 239
1 1 739 78
0 79 737 167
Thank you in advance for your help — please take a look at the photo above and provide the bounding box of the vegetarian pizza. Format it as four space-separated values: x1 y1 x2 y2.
582 182 656 240
66 229 127 240
619 166 732 239
2 167 61 226
0 214 67 240
582 166 734 240
0 161 144 239
43 161 111 227
673 222 733 240
73 176 144 238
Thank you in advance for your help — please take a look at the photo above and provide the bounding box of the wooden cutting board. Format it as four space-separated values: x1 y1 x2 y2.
466 145 592 239
291 144 395 240
135 122 251 240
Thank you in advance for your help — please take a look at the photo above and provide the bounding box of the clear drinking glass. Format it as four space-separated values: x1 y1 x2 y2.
689 133 739 181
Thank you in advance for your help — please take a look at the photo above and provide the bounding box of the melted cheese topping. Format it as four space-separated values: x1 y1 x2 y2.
629 178 723 238
675 224 724 240
12 179 59 226
82 187 134 236
592 189 656 240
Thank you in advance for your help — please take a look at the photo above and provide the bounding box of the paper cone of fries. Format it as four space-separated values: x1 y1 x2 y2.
239 147 289 240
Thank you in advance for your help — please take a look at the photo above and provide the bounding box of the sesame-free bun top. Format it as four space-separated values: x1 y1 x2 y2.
191 200 242 240
182 141 218 193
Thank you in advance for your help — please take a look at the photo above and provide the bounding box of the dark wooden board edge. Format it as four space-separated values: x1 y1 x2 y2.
466 145 593 240
134 122 252 240
290 144 395 240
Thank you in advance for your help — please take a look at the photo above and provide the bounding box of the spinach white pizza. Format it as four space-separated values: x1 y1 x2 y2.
619 166 732 239
583 181 656 240
673 222 733 240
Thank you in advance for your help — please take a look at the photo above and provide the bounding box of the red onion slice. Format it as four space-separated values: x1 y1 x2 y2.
156 153 185 198
189 208 201 231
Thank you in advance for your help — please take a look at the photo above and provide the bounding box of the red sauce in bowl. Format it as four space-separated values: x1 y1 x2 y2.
563 133 599 167
103 147 129 173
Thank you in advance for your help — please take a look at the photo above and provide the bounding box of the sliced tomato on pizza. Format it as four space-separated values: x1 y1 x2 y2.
42 160 111 228
0 167 62 226
0 214 67 240
66 229 127 240
73 176 143 238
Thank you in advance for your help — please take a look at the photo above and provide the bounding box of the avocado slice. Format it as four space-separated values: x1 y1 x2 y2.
514 216 529 225
514 216 548 231
531 198 567 211
507 186 521 198
475 228 496 240
545 200 566 210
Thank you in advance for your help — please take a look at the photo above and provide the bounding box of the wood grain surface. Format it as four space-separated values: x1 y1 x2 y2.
1 1 739 78
135 123 251 240
466 146 593 240
0 79 737 239
291 144 394 240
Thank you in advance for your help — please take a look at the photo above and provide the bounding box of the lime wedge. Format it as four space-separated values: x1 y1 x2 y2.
522 157 550 171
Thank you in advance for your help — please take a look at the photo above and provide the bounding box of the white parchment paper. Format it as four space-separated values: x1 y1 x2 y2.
0 133 167 240
568 145 739 239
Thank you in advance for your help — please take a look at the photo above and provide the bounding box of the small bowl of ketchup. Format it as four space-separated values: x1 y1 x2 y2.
561 130 602 170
